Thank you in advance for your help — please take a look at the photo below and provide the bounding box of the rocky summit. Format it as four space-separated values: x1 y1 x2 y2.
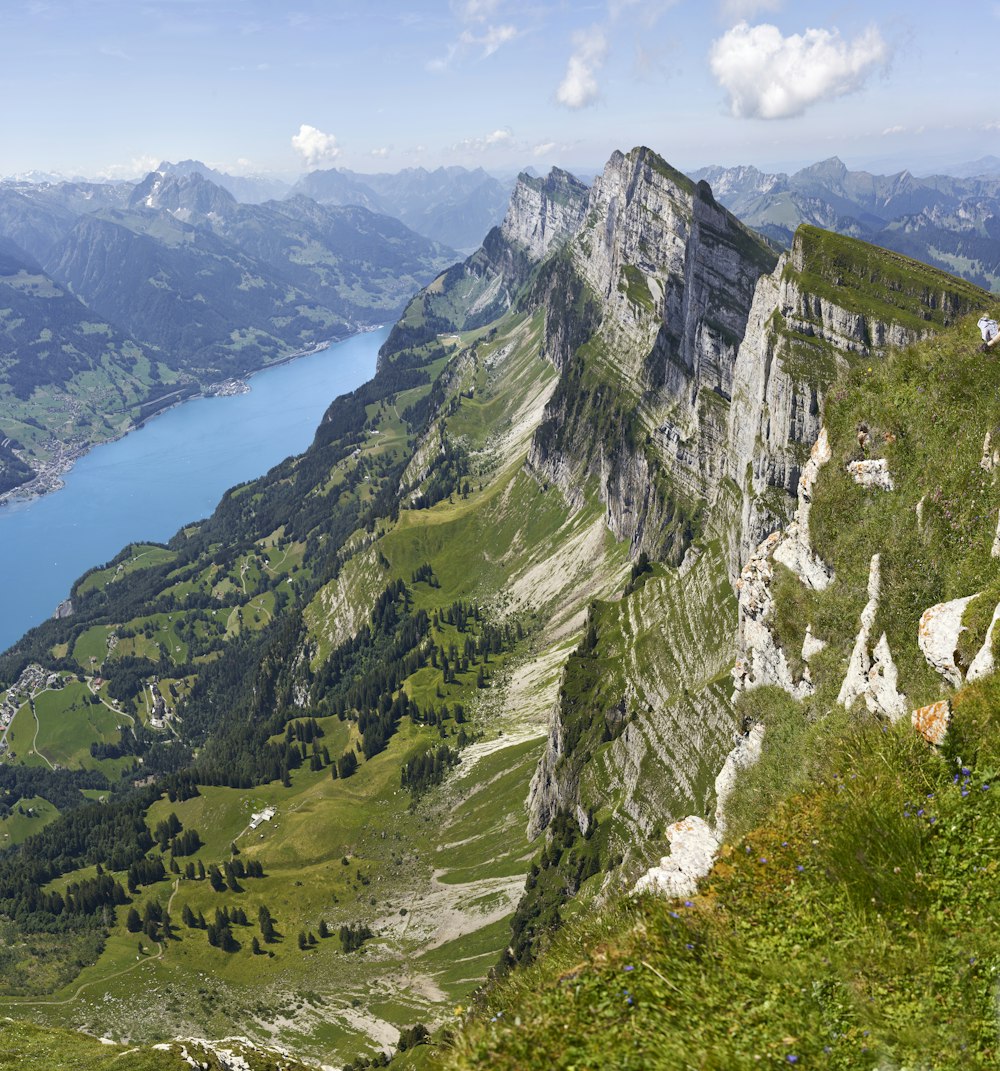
0 145 997 1071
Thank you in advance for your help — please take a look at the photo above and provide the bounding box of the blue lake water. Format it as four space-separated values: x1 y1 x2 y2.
0 328 386 654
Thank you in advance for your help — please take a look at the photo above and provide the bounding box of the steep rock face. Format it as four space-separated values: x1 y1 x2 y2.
378 168 590 358
727 226 986 568
129 170 239 223
500 168 590 263
521 152 990 858
457 168 589 328
528 147 776 562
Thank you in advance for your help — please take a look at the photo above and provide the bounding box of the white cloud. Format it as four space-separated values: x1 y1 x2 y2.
96 154 160 181
453 127 514 153
557 26 608 109
291 124 340 168
882 125 904 136
532 141 557 156
428 20 518 69
459 23 518 56
709 21 889 120
369 147 390 158
454 0 501 20
719 0 780 19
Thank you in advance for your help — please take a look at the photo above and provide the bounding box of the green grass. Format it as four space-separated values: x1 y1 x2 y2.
789 225 989 335
436 688 1000 1070
30 683 122 770
75 545 176 597
0 1019 193 1070
72 626 113 668
0 798 60 847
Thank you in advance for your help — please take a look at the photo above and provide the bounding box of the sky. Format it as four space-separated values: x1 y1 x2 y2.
1 0 997 182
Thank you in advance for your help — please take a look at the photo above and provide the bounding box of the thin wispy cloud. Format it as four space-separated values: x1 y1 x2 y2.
453 0 502 19
709 21 889 120
556 0 677 111
429 0 519 71
719 0 780 19
556 26 608 109
291 124 340 168
463 23 518 56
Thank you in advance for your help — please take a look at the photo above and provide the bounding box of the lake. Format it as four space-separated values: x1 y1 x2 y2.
0 328 386 654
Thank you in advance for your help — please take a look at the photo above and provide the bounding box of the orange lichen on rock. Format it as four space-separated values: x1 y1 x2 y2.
912 700 950 746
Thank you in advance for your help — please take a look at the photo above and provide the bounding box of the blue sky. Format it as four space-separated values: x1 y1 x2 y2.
1 0 997 180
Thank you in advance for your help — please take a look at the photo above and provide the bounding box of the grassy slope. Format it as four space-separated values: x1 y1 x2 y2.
427 313 1000 1070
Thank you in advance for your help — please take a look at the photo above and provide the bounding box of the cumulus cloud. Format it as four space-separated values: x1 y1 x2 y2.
96 154 161 181
557 26 608 109
369 147 390 158
532 141 557 156
291 124 340 168
454 127 514 153
709 21 889 120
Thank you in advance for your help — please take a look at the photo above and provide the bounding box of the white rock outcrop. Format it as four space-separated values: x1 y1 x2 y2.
981 431 999 473
967 601 1000 682
633 815 719 899
918 594 980 689
634 722 765 898
836 554 908 720
912 700 951 746
733 431 834 700
847 457 895 491
713 722 765 836
733 532 810 698
992 509 1000 559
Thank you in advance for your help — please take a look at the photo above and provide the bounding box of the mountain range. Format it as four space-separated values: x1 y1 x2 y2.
0 145 998 1070
692 155 1000 291
0 168 456 498
289 165 512 252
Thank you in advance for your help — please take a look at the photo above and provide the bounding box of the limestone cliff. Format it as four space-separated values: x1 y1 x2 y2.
528 147 777 563
380 168 589 361
519 155 988 857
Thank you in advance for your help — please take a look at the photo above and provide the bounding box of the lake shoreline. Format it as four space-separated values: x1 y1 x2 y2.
0 327 385 652
0 328 383 512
